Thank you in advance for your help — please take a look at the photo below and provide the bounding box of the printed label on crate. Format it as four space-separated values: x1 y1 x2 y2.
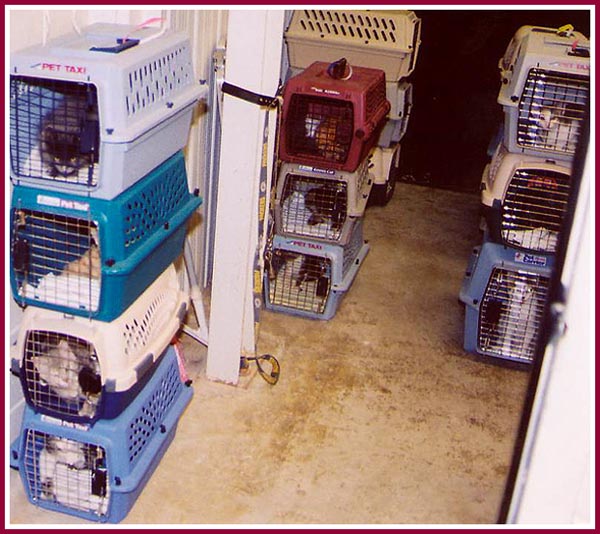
298 164 336 176
310 85 341 96
547 60 590 72
31 62 88 75
41 414 90 431
514 251 547 267
37 195 90 212
288 239 324 250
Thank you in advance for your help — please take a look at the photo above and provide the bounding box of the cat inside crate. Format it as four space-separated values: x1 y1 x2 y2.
40 90 99 179
29 333 102 417
38 435 108 514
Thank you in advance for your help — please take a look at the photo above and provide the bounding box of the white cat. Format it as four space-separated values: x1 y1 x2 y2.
500 278 541 360
537 107 581 153
32 338 101 416
34 339 83 402
38 436 109 515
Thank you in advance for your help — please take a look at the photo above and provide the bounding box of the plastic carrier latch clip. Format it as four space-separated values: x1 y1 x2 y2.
90 38 140 54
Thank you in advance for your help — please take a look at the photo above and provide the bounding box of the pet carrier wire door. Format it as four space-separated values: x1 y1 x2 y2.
480 144 572 255
285 10 421 81
10 344 192 523
279 61 391 172
12 263 187 424
10 22 205 198
497 25 590 161
264 219 369 320
274 159 372 244
459 240 553 364
10 151 201 321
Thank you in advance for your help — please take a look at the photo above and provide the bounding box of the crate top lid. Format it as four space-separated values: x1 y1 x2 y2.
499 25 590 79
498 25 590 105
285 60 386 94
286 9 420 53
11 22 190 71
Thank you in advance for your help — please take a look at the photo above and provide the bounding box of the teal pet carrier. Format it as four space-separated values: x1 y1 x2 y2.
10 151 201 321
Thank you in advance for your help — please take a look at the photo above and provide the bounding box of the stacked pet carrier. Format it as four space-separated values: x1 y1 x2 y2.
263 10 421 320
459 25 589 364
9 23 203 522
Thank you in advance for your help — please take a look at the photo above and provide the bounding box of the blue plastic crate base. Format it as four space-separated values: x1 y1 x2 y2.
264 220 369 320
10 344 193 523
459 240 553 364
10 151 201 321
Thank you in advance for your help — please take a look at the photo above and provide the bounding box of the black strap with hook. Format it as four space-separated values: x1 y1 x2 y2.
221 81 279 108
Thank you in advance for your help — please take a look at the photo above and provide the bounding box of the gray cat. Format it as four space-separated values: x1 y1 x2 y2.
40 92 98 178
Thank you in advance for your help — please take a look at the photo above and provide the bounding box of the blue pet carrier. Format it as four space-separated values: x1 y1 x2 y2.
10 22 204 198
11 264 187 425
10 151 201 321
10 344 193 523
274 160 372 245
264 219 369 320
459 239 554 364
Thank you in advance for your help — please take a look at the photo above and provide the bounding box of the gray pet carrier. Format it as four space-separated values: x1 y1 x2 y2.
10 23 204 198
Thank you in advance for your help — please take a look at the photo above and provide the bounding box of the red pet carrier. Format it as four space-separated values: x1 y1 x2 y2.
279 60 391 172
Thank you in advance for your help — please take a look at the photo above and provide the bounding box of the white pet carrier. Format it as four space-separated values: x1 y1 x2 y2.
497 25 590 161
381 81 413 142
459 240 553 364
10 22 205 198
274 159 372 244
10 344 193 523
481 143 572 254
285 9 421 81
264 219 369 320
12 263 187 424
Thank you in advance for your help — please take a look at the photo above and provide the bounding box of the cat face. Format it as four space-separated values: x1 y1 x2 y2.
42 126 89 178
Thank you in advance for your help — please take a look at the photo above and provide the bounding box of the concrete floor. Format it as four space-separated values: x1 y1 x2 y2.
9 182 531 525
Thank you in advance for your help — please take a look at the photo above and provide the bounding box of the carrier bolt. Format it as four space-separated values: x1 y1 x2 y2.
166 101 174 109
193 188 200 196
115 477 122 486
473 299 479 305
160 424 167 434
511 95 518 103
105 258 115 267
106 128 114 135
164 222 170 230
12 451 18 460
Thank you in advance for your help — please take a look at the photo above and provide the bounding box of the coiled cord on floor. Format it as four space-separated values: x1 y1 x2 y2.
241 354 280 385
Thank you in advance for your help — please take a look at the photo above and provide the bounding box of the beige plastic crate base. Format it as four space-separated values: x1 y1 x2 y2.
285 9 421 81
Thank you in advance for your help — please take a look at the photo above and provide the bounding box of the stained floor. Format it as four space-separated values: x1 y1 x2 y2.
9 182 531 525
